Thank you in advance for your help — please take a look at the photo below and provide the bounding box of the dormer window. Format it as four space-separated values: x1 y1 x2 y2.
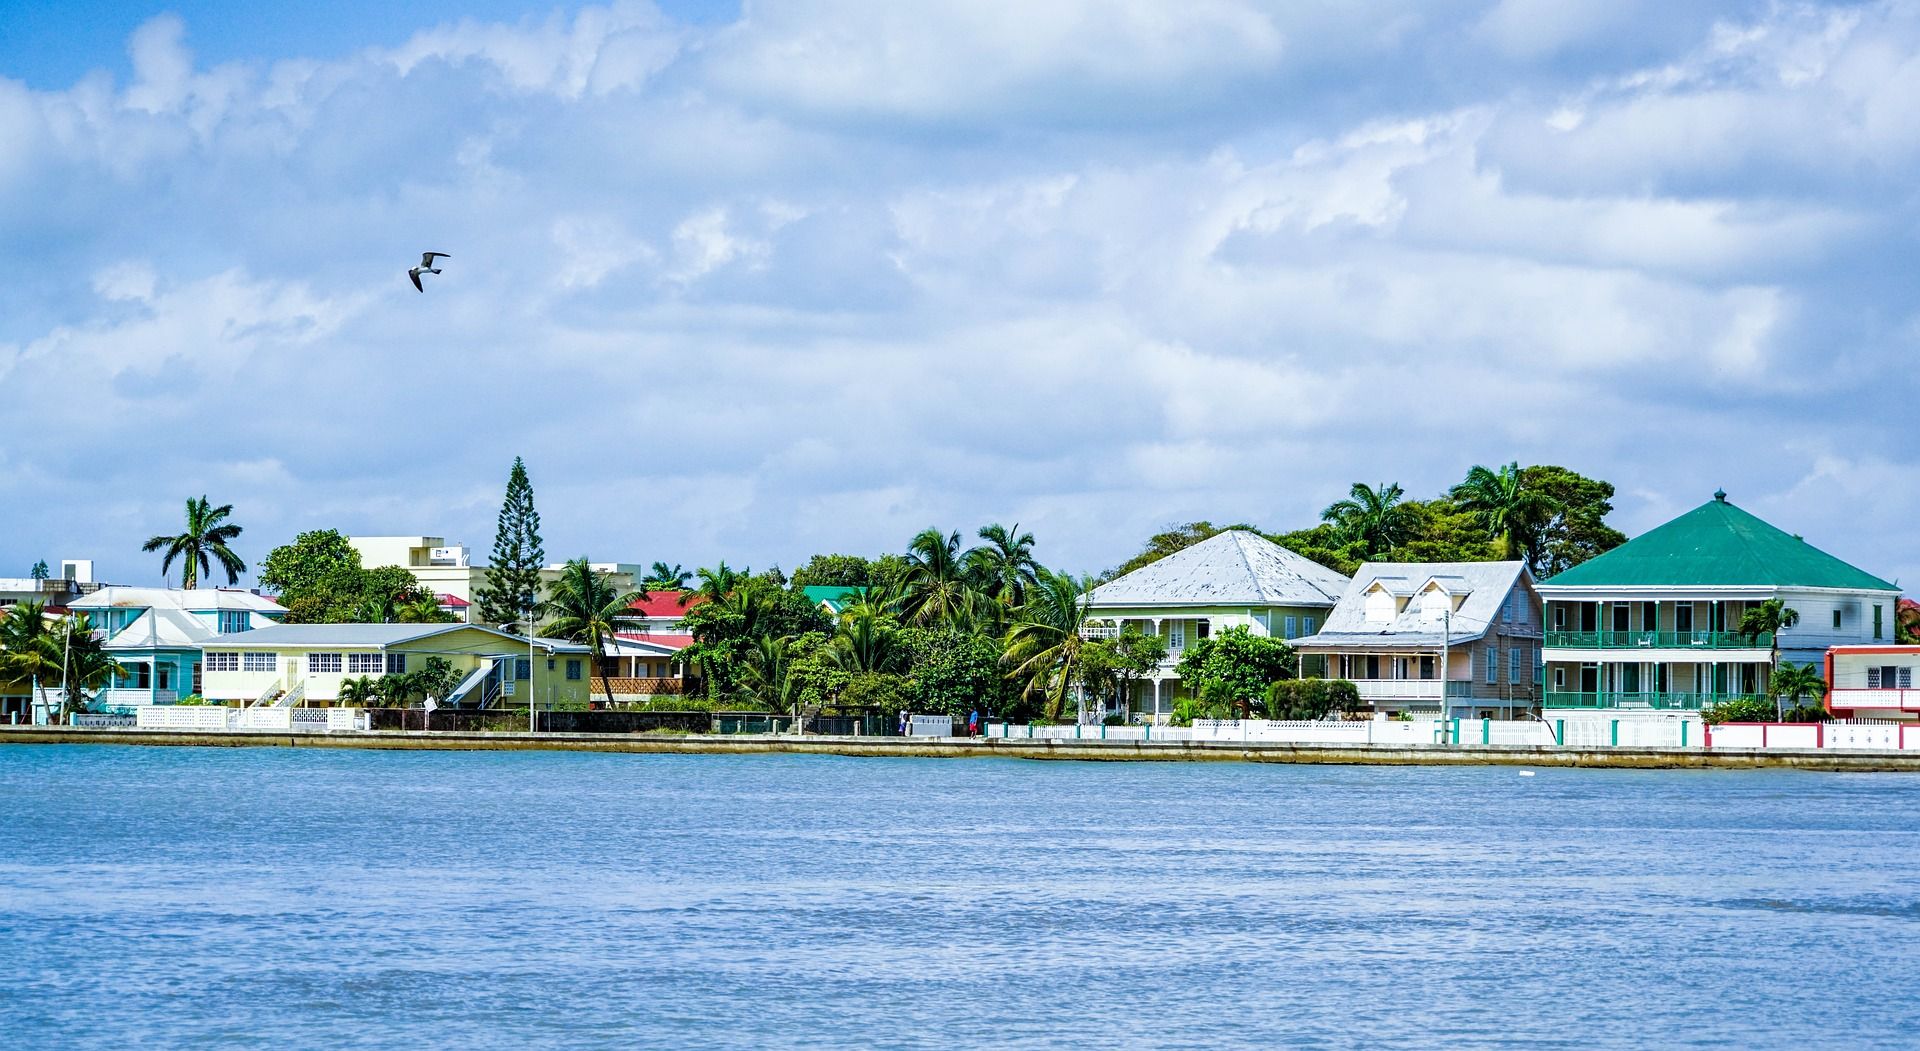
217 611 249 634
1364 589 1396 624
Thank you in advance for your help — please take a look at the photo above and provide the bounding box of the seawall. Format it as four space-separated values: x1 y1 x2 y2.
4 725 1919 771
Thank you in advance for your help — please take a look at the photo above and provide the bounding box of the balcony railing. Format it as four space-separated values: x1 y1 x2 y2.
1350 680 1480 700
1543 690 1762 710
1830 688 1920 710
1544 630 1771 650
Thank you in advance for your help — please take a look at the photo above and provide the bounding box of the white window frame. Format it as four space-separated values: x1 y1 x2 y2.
347 653 384 675
205 652 239 673
1485 646 1498 684
308 653 343 674
242 652 276 673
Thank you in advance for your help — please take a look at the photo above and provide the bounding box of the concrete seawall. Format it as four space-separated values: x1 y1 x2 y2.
5 725 1920 771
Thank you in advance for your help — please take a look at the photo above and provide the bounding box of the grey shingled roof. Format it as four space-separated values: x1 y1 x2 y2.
1297 561 1531 649
212 623 588 651
1088 530 1349 609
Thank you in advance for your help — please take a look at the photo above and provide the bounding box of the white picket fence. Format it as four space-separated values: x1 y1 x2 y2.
132 706 368 733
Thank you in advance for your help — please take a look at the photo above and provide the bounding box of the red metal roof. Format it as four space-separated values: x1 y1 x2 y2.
614 632 695 650
625 591 705 617
437 593 471 608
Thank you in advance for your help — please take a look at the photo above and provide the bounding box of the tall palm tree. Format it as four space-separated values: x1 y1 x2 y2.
1448 463 1550 565
686 562 747 606
1321 482 1412 557
0 602 60 716
1740 598 1799 705
58 615 125 716
902 528 978 629
538 558 645 707
1001 569 1095 722
645 562 693 590
142 495 247 588
1768 661 1828 721
966 523 1041 608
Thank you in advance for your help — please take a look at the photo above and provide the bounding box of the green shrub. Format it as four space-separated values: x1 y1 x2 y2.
173 695 210 706
1102 713 1127 726
1700 696 1776 725
1326 679 1363 717
1265 679 1333 720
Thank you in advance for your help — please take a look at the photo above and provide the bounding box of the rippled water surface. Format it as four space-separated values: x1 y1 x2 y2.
3 745 1918 1049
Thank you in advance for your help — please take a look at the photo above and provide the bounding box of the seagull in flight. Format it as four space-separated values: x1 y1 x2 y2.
409 252 450 292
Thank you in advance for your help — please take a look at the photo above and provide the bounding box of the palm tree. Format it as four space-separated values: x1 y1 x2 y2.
966 523 1041 608
1001 569 1096 722
644 562 694 590
538 558 645 708
142 496 247 589
831 606 908 674
742 634 802 725
1768 661 1829 721
686 562 747 606
1739 598 1799 706
902 528 978 629
395 594 450 623
1321 482 1412 557
0 602 60 716
338 676 380 706
1448 463 1550 565
58 616 125 716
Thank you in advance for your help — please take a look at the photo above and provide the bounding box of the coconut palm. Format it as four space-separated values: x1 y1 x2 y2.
538 557 645 707
0 602 60 715
1740 598 1800 706
1768 661 1829 721
396 593 451 624
901 528 978 629
59 619 126 716
966 523 1041 608
142 495 247 589
831 606 908 675
337 676 380 706
1321 482 1413 557
1448 463 1551 565
742 634 802 724
644 562 694 590
686 562 747 606
1001 569 1096 722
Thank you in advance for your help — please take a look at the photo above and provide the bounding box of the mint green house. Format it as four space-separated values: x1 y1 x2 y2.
68 586 287 711
1085 529 1350 721
1537 492 1901 711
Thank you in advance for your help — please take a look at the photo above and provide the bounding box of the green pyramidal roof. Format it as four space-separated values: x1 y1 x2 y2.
1543 494 1898 592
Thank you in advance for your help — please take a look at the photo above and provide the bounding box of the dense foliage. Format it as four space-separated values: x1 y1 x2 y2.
259 529 450 624
473 456 546 628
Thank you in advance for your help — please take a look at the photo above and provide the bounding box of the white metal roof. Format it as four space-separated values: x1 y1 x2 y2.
1088 530 1350 609
1298 561 1532 648
71 586 285 614
101 607 218 651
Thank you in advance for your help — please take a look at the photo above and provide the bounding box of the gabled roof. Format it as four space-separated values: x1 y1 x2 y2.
624 592 705 618
611 632 695 653
1298 561 1531 648
803 585 861 613
1541 494 1899 592
437 593 470 608
102 607 217 651
209 623 588 651
1088 530 1349 608
72 586 285 614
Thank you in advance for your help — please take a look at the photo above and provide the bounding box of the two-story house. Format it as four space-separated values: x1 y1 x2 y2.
1084 529 1350 720
1294 562 1542 719
1537 491 1901 713
68 586 287 710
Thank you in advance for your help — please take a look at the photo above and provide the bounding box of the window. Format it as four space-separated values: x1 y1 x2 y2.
547 658 556 671
1873 605 1884 640
1502 595 1513 623
1641 602 1657 631
243 652 276 672
1610 604 1630 633
308 653 342 674
217 610 249 634
1303 617 1315 636
566 659 583 681
1169 624 1185 650
1284 616 1297 639
1553 667 1566 689
385 654 407 674
1833 609 1842 630
1485 646 1498 683
515 658 531 680
1419 655 1435 679
1903 668 1915 689
347 653 384 674
1195 620 1210 640
1674 604 1693 634
1869 667 1885 688
205 652 239 672
1509 648 1520 681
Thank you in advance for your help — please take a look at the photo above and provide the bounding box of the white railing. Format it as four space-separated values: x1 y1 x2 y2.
131 705 367 733
1078 624 1119 640
250 680 283 708
269 680 306 709
1352 679 1444 700
1831 688 1920 710
135 706 232 730
99 688 177 707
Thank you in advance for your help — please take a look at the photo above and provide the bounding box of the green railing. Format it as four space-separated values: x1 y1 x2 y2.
1543 690 1763 710
1544 630 1771 650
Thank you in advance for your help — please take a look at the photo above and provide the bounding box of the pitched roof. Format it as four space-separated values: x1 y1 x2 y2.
1088 530 1350 608
612 632 695 653
102 607 217 651
803 585 861 612
436 593 470 608
624 592 705 618
1541 494 1899 592
210 623 588 651
71 586 285 614
1298 561 1530 648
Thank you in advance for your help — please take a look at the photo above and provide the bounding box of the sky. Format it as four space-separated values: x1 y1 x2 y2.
1 0 1917 588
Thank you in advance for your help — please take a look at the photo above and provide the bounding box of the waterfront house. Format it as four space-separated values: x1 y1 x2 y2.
1537 491 1901 713
803 585 861 616
619 591 704 634
1084 529 1350 720
1824 646 1920 722
348 536 492 611
197 623 592 708
1293 562 1542 719
68 586 286 710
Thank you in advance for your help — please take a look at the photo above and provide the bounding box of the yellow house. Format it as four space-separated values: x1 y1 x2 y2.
198 623 593 708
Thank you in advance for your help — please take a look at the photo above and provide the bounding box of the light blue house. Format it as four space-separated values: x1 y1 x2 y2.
68 587 287 712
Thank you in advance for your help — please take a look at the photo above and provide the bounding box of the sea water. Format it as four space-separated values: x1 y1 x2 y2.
2 744 1917 1049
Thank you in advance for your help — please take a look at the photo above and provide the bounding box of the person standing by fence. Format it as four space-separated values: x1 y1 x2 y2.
897 710 908 737
968 709 979 736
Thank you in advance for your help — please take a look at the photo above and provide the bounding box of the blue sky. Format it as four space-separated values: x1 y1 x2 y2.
2 0 1917 588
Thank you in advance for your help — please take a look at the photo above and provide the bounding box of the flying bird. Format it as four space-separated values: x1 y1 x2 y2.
408 252 450 292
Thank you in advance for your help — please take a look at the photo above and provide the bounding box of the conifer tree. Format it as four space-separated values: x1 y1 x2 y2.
473 457 546 628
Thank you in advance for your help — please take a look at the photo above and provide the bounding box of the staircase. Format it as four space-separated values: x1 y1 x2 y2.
269 680 306 708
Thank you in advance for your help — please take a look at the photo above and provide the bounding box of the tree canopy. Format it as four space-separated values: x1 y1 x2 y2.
260 529 448 624
473 456 545 628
